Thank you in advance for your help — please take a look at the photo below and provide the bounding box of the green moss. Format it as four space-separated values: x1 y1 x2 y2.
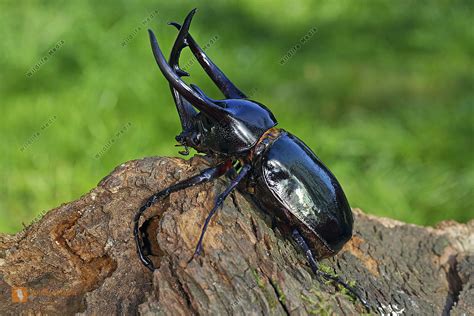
251 268 265 289
301 288 334 315
319 263 337 276
251 269 278 309
271 279 287 305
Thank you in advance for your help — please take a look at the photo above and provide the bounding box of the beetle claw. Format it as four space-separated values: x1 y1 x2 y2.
187 247 202 264
316 270 371 312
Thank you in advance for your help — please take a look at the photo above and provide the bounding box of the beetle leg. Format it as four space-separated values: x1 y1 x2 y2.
225 166 238 180
134 161 232 271
189 164 252 262
291 229 371 312
169 10 247 99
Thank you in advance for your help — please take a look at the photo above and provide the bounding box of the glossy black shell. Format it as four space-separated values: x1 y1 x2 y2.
252 131 353 257
196 98 277 155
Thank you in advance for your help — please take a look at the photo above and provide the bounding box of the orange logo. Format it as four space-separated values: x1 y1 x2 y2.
12 287 28 303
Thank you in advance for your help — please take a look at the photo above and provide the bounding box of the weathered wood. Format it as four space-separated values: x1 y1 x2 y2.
0 156 472 315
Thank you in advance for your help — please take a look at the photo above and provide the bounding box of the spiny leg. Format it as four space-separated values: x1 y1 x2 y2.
134 161 232 271
169 10 247 99
189 164 252 262
291 229 371 312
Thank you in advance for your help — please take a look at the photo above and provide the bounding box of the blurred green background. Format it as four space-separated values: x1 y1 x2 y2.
0 0 473 233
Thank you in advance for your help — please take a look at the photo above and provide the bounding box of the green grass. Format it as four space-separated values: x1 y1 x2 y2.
0 0 473 233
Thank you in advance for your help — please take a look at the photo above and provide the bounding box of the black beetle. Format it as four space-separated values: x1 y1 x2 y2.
134 9 370 311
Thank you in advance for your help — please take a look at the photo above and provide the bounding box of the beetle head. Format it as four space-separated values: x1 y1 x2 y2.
148 10 277 155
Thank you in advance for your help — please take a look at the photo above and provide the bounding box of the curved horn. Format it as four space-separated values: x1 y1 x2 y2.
148 29 225 119
168 9 195 73
168 9 197 130
170 18 247 99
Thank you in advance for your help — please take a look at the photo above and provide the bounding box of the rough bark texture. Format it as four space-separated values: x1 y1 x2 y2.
0 156 472 315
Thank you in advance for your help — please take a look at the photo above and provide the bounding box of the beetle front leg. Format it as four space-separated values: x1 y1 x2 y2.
134 160 233 271
189 164 252 262
291 229 371 312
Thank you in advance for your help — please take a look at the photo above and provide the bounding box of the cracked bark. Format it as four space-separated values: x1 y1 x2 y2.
0 156 472 315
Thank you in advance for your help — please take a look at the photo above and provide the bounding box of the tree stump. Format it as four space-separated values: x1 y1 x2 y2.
0 156 472 315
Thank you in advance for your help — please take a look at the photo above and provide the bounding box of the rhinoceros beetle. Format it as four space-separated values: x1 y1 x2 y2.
134 9 370 311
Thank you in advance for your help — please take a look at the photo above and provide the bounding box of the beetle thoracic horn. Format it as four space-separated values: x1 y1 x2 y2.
148 29 225 119
169 10 247 99
168 8 194 76
168 9 197 131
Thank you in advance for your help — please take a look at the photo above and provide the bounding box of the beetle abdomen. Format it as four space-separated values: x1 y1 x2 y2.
256 131 353 255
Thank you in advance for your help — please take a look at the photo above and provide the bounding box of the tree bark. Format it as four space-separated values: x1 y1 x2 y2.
0 156 472 315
